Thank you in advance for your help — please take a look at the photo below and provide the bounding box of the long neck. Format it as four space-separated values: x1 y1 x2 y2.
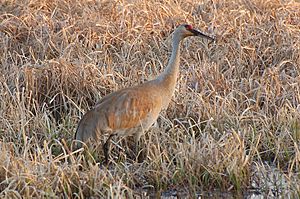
153 34 182 108
157 34 181 90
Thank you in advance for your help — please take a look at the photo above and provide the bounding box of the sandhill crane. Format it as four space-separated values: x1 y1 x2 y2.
74 24 214 163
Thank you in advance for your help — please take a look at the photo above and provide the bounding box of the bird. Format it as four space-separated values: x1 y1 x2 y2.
74 24 215 164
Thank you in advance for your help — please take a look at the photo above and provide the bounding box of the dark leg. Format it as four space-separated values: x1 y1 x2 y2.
103 134 116 164
135 135 148 163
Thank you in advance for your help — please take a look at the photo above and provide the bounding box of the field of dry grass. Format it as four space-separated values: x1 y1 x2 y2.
0 0 300 198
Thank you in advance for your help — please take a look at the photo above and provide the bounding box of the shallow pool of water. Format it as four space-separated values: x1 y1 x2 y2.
137 163 299 199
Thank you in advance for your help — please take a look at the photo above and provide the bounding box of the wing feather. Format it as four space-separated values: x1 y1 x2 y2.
95 86 162 130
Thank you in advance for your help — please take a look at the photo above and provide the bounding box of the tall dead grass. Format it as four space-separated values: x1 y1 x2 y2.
0 0 300 197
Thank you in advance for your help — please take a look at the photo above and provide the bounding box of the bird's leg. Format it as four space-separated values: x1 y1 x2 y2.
134 132 142 156
103 134 115 164
135 133 148 163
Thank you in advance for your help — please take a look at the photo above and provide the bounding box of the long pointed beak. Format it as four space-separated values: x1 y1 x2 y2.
190 29 215 41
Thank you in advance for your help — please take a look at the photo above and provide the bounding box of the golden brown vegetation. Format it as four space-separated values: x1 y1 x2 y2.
0 0 300 198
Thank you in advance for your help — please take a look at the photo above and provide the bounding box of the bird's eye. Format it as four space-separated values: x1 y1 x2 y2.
185 24 193 30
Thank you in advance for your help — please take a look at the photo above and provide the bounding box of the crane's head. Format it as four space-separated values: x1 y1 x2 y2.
175 24 215 41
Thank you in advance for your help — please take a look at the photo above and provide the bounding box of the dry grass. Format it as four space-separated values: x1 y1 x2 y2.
0 0 300 198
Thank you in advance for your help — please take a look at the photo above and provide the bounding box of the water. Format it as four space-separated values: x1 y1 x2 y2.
137 163 299 199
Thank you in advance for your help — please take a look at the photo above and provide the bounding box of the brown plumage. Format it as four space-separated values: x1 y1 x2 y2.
74 24 214 163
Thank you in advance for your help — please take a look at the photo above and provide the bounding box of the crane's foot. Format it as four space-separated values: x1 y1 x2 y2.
137 147 148 163
135 138 148 163
103 141 110 164
102 134 116 165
